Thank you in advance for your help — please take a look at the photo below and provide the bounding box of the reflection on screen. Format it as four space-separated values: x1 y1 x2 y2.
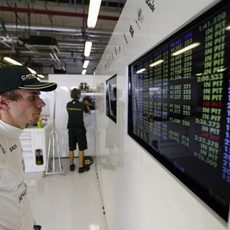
128 1 230 221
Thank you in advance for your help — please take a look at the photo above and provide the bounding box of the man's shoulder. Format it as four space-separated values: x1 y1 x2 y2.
66 100 74 106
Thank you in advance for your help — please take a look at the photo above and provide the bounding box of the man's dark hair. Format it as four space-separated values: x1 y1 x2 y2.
71 88 81 100
0 89 22 101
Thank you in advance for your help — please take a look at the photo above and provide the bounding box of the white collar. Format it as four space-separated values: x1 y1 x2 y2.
0 120 23 139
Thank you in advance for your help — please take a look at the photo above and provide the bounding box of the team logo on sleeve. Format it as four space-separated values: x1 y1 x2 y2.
9 144 17 152
18 182 27 203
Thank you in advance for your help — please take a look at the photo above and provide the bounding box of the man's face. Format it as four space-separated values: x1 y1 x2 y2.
8 89 46 128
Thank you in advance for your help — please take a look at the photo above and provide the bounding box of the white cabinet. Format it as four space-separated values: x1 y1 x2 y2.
84 111 96 156
20 123 52 172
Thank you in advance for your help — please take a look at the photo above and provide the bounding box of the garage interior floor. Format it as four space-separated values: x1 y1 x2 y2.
26 159 107 230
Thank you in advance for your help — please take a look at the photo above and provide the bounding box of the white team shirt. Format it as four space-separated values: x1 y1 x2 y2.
0 120 34 230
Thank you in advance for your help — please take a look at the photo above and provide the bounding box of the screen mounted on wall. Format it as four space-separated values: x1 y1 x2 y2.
106 74 117 123
128 1 230 221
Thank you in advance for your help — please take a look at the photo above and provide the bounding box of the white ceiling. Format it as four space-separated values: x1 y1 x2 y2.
0 0 127 76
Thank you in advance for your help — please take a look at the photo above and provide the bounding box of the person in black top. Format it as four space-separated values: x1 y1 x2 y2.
66 88 90 173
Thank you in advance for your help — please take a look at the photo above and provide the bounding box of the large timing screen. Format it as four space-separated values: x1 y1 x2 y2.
128 1 230 221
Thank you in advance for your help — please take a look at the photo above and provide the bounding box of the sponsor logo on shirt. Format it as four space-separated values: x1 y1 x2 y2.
9 144 17 152
67 108 83 111
0 144 6 154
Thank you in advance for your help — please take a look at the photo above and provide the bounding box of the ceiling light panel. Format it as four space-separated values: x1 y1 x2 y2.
87 0 102 28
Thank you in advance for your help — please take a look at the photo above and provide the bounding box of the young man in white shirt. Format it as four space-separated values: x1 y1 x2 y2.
0 65 57 230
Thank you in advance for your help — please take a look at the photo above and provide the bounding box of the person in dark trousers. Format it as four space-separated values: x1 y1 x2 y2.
0 65 57 230
66 88 90 173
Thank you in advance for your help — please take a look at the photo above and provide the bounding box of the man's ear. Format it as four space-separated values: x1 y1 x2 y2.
0 96 10 110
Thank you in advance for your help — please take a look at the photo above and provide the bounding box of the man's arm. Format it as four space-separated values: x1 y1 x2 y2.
83 100 91 113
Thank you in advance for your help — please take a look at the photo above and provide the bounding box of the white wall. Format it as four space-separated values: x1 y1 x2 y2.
94 0 230 230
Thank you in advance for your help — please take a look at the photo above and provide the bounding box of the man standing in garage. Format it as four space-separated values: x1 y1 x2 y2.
66 88 91 173
0 65 57 230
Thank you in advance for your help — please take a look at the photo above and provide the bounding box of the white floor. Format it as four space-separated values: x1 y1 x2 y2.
25 159 107 230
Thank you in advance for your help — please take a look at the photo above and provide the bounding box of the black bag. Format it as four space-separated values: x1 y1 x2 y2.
34 225 42 230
